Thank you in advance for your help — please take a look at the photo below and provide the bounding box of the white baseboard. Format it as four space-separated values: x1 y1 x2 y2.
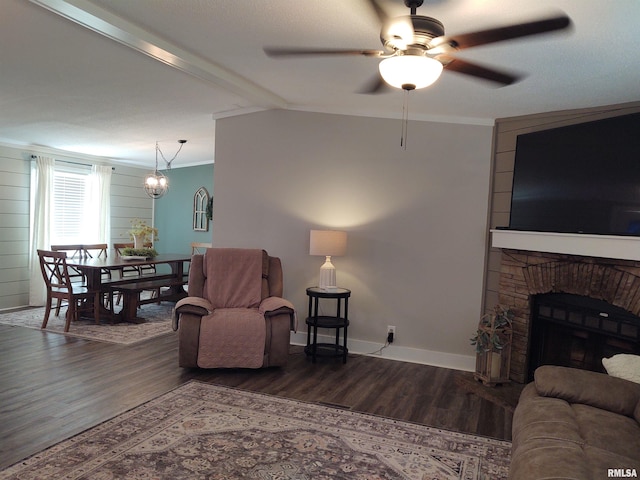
290 331 475 372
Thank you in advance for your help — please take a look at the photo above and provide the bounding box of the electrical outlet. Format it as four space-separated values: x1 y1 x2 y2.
387 325 396 343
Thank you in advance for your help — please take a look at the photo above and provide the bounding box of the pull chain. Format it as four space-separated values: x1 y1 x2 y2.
400 86 413 150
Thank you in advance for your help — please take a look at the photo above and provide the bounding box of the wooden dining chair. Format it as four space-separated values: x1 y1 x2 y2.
82 243 113 308
50 244 87 314
191 242 212 255
50 244 84 258
112 243 159 305
38 249 100 332
83 242 112 275
50 244 85 281
186 243 212 290
82 243 107 257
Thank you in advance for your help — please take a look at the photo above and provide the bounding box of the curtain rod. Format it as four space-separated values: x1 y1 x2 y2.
30 155 115 170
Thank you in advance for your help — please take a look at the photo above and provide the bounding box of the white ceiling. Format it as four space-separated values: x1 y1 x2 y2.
1 0 639 168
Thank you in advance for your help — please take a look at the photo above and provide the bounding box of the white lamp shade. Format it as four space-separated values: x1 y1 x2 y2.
309 230 347 256
378 55 443 90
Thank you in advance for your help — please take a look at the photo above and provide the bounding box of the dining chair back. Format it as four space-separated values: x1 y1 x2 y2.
50 243 86 277
50 244 88 313
113 243 139 277
38 249 100 332
83 243 108 259
138 242 157 276
50 244 84 258
112 243 159 305
83 243 111 281
191 242 212 255
186 243 212 283
50 242 87 273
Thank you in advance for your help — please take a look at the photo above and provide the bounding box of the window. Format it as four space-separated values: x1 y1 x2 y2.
193 186 210 232
48 162 111 245
29 157 111 305
51 168 89 244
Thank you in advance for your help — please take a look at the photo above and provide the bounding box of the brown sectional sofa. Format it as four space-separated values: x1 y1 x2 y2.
509 365 640 479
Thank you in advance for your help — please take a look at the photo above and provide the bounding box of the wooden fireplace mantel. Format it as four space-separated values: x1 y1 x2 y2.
491 229 640 262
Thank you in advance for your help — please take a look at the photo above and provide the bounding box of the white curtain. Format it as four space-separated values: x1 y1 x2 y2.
29 156 55 306
86 165 112 243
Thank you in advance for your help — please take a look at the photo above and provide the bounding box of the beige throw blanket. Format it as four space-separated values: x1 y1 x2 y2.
197 249 267 367
198 308 266 368
204 248 264 309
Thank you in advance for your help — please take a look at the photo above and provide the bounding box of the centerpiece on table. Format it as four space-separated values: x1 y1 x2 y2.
123 218 158 259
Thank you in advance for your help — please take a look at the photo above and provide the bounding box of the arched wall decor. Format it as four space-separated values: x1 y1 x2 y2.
193 187 210 231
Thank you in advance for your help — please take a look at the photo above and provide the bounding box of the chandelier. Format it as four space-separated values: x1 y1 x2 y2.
143 140 187 199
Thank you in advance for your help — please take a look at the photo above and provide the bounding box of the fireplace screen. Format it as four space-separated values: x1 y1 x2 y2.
528 293 640 380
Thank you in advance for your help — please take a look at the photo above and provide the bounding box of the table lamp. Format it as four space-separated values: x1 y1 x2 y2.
309 230 347 291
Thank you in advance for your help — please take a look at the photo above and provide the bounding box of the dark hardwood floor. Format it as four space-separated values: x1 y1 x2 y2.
0 323 523 469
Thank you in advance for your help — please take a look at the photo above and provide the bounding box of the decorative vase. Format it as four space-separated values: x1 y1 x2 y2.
133 233 146 249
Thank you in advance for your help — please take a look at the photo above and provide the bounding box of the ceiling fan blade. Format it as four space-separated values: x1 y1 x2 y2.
438 55 521 86
358 74 391 94
428 14 571 53
365 0 391 26
264 47 384 57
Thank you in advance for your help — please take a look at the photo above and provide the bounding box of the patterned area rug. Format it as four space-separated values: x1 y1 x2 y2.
0 302 174 345
0 381 511 479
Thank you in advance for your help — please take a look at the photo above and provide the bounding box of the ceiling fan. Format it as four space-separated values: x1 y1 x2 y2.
264 0 571 92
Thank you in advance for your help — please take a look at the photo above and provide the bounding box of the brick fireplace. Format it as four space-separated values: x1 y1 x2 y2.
497 248 640 383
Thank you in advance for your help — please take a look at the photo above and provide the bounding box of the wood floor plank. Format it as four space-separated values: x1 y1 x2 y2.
0 324 522 469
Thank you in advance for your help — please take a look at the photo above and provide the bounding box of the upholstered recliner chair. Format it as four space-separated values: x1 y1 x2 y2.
173 248 296 368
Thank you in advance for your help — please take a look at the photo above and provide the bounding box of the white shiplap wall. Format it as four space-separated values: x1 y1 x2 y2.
0 147 30 309
109 164 154 246
0 145 152 310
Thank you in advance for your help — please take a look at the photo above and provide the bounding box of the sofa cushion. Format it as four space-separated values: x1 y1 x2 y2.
512 384 583 450
583 445 640 479
573 403 640 461
508 438 590 480
510 366 640 480
535 365 640 416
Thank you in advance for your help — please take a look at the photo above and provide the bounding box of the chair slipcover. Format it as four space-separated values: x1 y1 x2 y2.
173 248 296 368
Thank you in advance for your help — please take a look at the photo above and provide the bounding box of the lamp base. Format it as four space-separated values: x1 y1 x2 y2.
318 256 337 290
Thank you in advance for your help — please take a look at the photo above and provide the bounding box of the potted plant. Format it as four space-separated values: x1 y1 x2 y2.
471 305 514 386
206 196 213 221
125 219 158 258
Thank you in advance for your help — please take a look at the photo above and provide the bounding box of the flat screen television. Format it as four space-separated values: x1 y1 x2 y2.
508 112 640 236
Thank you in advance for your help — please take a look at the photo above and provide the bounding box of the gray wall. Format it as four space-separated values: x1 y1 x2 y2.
213 110 494 369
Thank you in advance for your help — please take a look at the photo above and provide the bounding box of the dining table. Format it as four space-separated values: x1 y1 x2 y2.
65 253 191 323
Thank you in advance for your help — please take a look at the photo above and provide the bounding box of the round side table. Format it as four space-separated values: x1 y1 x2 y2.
305 287 351 364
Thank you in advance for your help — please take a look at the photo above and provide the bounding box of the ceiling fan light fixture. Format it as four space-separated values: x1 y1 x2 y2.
378 55 443 90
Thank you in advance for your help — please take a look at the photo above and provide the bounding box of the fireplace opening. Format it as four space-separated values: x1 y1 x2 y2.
527 293 640 381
